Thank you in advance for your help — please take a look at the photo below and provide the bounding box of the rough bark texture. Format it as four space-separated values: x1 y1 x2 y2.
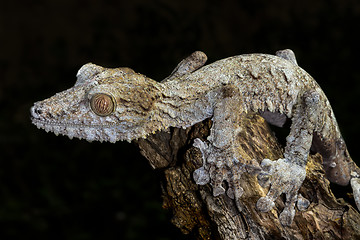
136 113 360 240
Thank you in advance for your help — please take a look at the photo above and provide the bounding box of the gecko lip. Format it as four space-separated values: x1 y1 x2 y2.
30 105 125 129
31 116 124 129
31 115 126 143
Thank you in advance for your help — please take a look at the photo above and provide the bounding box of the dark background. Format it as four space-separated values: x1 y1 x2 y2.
2 0 360 239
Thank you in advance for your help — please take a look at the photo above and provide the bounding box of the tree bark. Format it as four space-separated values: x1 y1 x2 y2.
136 113 360 240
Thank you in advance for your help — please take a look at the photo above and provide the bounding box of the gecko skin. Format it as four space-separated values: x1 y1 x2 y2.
31 50 360 226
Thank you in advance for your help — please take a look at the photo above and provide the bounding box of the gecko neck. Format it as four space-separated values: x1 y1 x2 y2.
148 101 182 132
150 98 195 130
145 85 213 136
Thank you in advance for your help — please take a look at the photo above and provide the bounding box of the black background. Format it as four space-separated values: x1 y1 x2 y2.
2 0 360 239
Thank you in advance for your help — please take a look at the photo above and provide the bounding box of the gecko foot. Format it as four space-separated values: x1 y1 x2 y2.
256 158 306 226
193 138 246 200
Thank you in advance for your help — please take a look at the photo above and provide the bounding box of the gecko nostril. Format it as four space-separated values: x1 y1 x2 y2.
31 106 43 116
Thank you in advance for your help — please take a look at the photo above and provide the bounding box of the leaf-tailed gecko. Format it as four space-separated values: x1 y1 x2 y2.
30 49 360 226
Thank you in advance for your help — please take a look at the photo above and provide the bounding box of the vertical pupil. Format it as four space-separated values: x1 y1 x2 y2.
97 97 108 111
91 94 114 116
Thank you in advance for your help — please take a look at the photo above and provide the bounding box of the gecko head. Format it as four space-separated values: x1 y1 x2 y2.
324 138 353 186
31 63 162 143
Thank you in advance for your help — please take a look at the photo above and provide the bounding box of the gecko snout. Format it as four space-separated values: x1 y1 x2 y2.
30 105 41 118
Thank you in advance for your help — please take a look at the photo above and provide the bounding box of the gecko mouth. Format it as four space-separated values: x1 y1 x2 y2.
31 116 120 129
30 105 128 143
30 105 124 129
31 116 126 143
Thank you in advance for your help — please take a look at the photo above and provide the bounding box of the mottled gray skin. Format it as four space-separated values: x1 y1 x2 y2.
31 50 360 226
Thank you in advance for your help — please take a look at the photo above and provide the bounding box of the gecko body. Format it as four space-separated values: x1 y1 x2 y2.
31 50 360 226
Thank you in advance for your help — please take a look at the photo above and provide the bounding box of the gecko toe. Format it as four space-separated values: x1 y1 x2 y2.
193 166 210 185
213 186 226 196
297 194 310 211
257 172 271 188
256 196 275 212
279 208 295 226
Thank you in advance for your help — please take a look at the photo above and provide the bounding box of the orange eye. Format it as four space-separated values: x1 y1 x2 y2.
90 93 115 116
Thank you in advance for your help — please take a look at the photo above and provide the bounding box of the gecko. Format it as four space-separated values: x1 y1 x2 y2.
30 49 360 226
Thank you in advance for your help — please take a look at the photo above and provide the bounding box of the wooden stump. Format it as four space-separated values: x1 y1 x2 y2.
136 113 360 240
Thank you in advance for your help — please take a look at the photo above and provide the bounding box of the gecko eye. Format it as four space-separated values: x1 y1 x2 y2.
90 93 116 116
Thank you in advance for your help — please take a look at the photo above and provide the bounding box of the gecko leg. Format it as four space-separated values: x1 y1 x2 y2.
256 90 320 226
193 85 246 206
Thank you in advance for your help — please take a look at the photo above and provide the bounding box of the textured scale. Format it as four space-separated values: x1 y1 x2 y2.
31 50 360 226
